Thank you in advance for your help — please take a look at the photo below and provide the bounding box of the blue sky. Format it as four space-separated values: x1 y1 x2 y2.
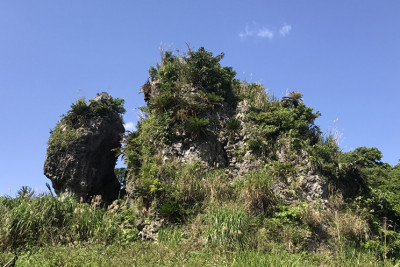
1 1 399 196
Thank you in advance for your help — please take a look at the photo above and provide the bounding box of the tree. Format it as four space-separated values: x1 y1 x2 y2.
281 91 303 108
342 147 383 168
17 186 35 198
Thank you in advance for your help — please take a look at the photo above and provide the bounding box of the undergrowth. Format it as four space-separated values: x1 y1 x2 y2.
1 188 399 266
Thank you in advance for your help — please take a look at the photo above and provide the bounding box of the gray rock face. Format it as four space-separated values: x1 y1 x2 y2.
224 100 263 178
143 81 233 168
44 94 124 204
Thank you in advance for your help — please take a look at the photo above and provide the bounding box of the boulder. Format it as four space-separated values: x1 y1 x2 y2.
44 93 125 204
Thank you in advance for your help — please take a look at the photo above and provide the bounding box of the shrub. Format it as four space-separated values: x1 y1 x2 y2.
150 92 174 112
185 117 209 139
159 199 181 219
268 160 297 181
16 186 35 198
184 47 236 101
121 227 140 244
66 93 125 124
89 96 125 116
234 82 270 110
262 204 312 253
247 138 262 151
114 167 127 189
70 98 89 116
206 93 224 105
226 117 241 133
280 224 311 253
308 134 340 177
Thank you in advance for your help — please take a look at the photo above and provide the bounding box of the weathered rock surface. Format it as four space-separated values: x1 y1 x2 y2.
44 93 124 204
224 100 263 178
144 81 234 168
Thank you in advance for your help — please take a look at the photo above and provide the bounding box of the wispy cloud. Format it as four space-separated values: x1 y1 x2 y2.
124 122 135 132
257 28 274 39
239 23 292 40
239 26 254 39
280 25 292 37
239 24 274 40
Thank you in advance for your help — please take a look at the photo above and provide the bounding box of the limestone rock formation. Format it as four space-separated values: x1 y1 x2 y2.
44 93 125 204
139 81 328 205
124 48 336 212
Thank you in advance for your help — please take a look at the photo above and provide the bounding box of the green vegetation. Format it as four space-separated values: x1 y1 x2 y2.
124 47 324 222
2 241 393 267
2 193 400 266
138 47 238 144
0 194 135 251
63 93 125 126
47 93 125 156
120 47 400 265
3 47 400 266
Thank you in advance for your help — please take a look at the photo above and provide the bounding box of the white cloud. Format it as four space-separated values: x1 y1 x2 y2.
257 28 274 39
123 122 135 132
240 22 293 40
239 25 274 40
280 25 292 37
239 26 254 39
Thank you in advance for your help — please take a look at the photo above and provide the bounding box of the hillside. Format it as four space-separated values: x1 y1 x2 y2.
1 47 400 266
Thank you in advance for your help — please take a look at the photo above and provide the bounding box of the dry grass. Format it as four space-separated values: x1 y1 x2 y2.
327 192 344 210
238 170 277 215
301 202 329 229
175 163 205 203
203 170 234 204
333 210 369 242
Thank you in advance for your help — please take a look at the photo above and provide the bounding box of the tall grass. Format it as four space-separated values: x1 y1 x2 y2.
158 227 183 247
0 194 128 251
2 242 395 267
237 170 277 215
207 206 252 249
1 193 397 266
